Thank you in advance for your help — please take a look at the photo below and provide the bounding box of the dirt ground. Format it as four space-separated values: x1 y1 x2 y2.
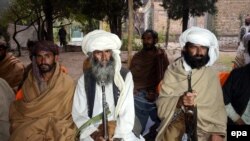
18 44 236 82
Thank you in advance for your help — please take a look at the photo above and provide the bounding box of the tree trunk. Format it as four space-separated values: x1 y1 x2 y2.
127 0 134 67
43 0 54 41
165 17 170 47
13 22 21 56
109 15 122 38
182 0 189 32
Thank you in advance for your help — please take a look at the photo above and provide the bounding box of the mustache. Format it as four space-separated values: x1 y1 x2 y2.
39 64 50 67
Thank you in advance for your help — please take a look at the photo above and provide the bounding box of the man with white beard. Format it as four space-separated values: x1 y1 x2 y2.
72 30 144 141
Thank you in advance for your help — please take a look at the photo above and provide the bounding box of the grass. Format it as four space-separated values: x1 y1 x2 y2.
215 51 235 72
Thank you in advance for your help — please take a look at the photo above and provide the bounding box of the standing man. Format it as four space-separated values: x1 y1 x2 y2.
0 39 24 91
72 30 144 141
9 41 76 141
129 29 169 138
58 26 67 49
156 27 227 141
223 33 250 125
234 16 250 68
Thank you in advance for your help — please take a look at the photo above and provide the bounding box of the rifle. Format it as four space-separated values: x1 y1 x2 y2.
184 71 198 141
101 81 109 141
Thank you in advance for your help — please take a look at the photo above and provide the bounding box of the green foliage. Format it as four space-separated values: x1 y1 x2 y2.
78 0 143 36
161 0 218 20
121 38 142 51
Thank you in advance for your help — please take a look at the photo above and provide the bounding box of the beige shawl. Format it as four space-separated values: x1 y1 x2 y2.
9 63 76 141
156 59 227 141
0 53 24 89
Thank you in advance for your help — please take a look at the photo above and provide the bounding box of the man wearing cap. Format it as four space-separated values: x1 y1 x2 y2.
9 41 76 141
223 33 250 126
0 40 24 91
72 30 144 141
156 27 227 141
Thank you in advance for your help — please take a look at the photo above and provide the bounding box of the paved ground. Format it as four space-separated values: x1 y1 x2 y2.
18 43 236 82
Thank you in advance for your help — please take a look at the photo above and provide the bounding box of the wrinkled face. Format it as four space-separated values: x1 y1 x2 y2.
91 49 115 84
0 46 7 61
93 49 112 67
182 42 210 69
36 50 57 73
142 32 156 50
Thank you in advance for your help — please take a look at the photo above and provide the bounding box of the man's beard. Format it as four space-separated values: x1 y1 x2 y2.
0 54 6 61
38 63 56 73
91 57 115 85
182 51 210 69
143 43 156 51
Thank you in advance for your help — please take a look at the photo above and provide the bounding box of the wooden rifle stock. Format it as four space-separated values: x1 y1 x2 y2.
185 72 198 141
101 81 109 141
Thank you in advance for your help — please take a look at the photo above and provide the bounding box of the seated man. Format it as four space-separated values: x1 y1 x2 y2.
0 39 24 91
130 29 169 138
223 33 250 125
9 41 76 141
72 30 144 141
156 27 227 141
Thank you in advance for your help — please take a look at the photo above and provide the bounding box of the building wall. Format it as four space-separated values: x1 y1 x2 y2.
215 0 250 36
152 0 250 48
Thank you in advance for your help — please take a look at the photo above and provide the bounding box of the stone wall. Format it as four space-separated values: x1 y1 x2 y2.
215 0 250 36
152 0 250 48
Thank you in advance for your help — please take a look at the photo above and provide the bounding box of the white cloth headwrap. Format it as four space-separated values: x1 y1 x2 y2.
179 26 219 67
243 33 250 48
81 30 125 117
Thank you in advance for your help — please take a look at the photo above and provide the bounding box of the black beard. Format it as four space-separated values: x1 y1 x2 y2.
182 51 210 69
91 57 115 85
142 44 156 51
0 54 6 61
38 63 56 73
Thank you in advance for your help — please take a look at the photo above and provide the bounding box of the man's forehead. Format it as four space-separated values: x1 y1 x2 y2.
188 42 208 48
93 49 112 52
36 50 54 55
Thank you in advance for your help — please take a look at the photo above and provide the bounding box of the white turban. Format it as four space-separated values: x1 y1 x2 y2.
81 30 125 117
243 33 250 48
179 26 219 67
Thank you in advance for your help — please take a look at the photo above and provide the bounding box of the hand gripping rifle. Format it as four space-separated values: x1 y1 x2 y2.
184 71 198 141
101 81 109 141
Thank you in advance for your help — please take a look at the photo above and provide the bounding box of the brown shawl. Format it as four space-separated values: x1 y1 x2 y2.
0 53 24 89
9 63 77 141
156 59 227 141
130 48 169 90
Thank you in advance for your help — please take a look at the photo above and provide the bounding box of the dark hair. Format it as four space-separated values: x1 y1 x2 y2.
33 40 59 55
141 29 158 40
245 17 250 26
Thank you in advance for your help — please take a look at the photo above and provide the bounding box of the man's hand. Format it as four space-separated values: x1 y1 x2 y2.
182 91 197 106
95 120 116 140
211 134 224 141
235 118 245 125
90 130 104 141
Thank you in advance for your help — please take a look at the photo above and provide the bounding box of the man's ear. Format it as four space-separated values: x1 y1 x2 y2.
55 55 59 62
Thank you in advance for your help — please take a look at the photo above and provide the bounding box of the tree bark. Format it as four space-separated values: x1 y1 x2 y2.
165 17 170 47
182 0 189 32
109 15 122 38
127 0 134 67
43 0 54 41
